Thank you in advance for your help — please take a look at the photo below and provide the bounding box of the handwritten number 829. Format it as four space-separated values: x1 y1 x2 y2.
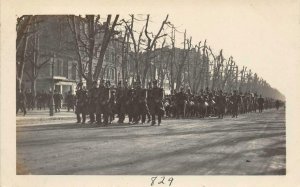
151 176 174 186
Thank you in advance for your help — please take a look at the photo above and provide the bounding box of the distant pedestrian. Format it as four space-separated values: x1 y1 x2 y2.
150 80 164 126
53 90 63 112
65 90 75 112
230 90 241 118
257 95 264 113
16 89 27 116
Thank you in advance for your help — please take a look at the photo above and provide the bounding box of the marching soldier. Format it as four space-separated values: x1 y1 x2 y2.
150 80 164 126
216 90 226 118
127 87 135 124
230 90 240 118
96 79 105 125
257 94 264 113
116 81 123 123
53 90 63 112
175 87 187 118
65 90 75 112
116 81 128 123
75 82 88 123
88 81 98 123
25 89 34 110
109 89 117 124
146 81 153 123
132 77 149 124
275 100 280 110
36 91 43 110
98 80 111 126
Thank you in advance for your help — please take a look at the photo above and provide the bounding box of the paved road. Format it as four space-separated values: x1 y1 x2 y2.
17 108 286 175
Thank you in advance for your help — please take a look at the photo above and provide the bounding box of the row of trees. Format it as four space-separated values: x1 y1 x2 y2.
16 15 285 100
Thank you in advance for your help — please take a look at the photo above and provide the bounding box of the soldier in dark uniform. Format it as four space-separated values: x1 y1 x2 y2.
257 94 264 113
96 79 105 125
275 100 280 110
65 90 75 112
127 87 135 124
150 80 164 126
16 89 27 116
53 90 63 112
109 89 117 124
253 92 258 112
100 80 111 126
146 81 153 123
25 89 34 110
230 90 240 118
75 82 88 123
175 87 187 118
135 80 149 124
136 83 149 124
116 81 123 123
216 90 226 118
36 91 42 110
88 81 98 123
116 81 128 123
41 90 47 110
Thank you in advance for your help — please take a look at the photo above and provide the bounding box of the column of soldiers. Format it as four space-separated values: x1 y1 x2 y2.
74 78 165 126
163 87 285 119
73 78 285 124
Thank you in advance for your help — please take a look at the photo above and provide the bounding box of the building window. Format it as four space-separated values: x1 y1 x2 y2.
63 60 68 78
72 63 77 80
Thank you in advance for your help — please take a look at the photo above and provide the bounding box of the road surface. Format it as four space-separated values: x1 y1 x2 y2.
17 108 286 175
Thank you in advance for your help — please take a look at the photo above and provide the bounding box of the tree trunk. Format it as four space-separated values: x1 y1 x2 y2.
17 33 30 91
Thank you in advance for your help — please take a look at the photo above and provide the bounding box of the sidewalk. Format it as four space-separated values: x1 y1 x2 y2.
16 109 76 125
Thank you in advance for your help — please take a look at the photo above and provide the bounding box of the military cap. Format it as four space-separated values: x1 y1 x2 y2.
152 79 158 84
77 82 83 87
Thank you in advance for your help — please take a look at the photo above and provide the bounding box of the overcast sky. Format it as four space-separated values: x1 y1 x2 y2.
118 0 300 96
12 0 300 96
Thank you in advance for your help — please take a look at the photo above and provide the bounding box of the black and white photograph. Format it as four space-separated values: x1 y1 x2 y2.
1 0 300 186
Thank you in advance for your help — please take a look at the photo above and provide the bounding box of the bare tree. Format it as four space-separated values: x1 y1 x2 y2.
175 30 192 90
24 16 51 97
16 15 34 91
142 14 169 87
122 15 145 79
67 14 119 89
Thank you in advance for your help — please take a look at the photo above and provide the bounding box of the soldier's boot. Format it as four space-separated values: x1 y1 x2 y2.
158 115 162 126
151 115 156 126
76 114 81 123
